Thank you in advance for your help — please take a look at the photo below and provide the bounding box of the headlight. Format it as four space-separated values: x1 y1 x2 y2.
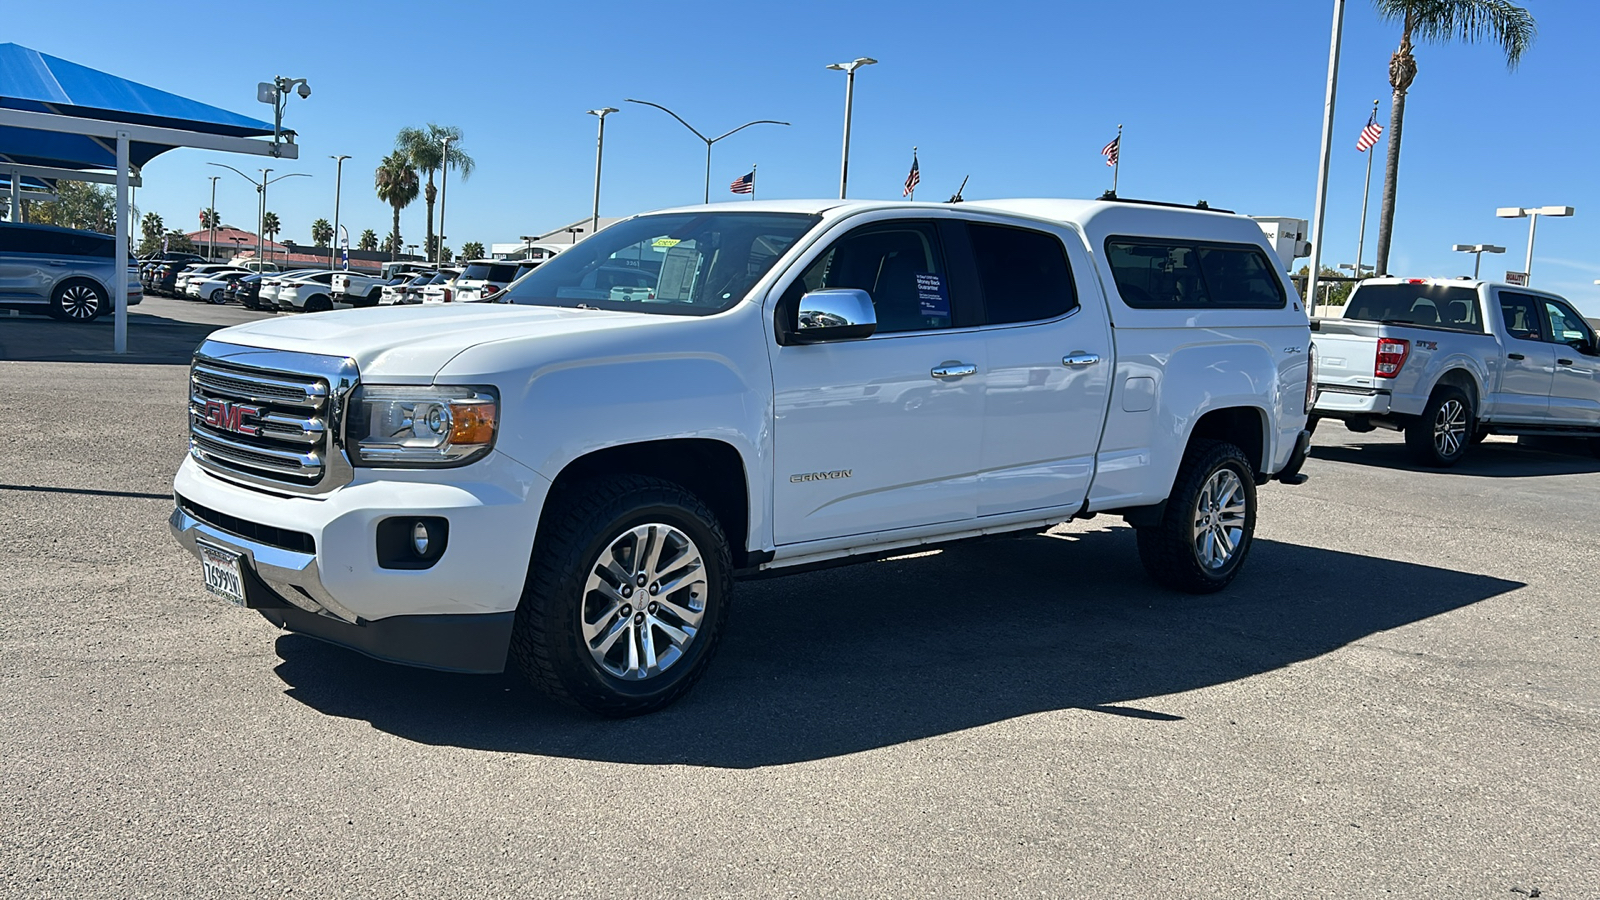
350 385 498 467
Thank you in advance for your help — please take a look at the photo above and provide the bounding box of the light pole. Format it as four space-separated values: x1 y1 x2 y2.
1496 206 1574 285
566 227 584 244
330 155 350 270
520 235 537 261
437 136 452 265
208 162 309 266
625 98 790 204
206 175 220 260
586 107 618 237
1306 0 1346 315
825 57 876 199
1452 243 1505 280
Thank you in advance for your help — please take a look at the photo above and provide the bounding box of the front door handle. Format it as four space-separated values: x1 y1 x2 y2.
1507 353 1526 360
930 363 977 380
1062 353 1101 368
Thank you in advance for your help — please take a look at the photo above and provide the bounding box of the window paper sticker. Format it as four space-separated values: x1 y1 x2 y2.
916 272 950 318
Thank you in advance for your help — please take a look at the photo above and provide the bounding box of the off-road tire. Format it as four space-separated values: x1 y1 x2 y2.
1404 386 1473 467
510 475 732 717
1135 440 1257 594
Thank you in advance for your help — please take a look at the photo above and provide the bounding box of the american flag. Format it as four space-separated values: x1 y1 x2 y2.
730 171 754 194
1101 135 1120 167
1356 110 1384 153
903 152 920 197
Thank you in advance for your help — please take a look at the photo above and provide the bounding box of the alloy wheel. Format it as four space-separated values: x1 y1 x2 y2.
60 284 101 319
1190 468 1248 571
1433 399 1468 458
582 523 707 681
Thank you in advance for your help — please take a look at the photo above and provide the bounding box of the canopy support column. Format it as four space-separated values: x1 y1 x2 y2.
8 174 18 222
114 130 129 354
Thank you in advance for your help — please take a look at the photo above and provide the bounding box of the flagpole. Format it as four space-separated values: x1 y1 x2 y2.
910 146 916 201
1112 123 1122 195
751 164 757 201
1354 99 1378 278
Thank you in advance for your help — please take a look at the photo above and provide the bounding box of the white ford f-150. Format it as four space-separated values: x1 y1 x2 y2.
170 198 1314 715
1312 277 1600 465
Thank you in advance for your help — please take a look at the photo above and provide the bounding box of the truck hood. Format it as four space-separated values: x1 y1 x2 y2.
207 304 662 380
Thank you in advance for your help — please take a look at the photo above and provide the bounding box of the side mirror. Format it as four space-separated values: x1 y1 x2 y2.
795 289 877 343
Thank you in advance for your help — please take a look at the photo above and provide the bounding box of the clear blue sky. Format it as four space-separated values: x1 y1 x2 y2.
12 0 1598 312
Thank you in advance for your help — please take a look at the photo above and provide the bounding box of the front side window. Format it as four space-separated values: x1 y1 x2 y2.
504 212 819 316
968 223 1077 324
787 221 953 333
1497 292 1545 342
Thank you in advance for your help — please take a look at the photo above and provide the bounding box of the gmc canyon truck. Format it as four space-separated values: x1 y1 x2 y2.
1313 277 1600 465
170 198 1314 716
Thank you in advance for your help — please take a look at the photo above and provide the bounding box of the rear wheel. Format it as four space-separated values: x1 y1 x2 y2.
1405 386 1473 467
510 476 731 717
303 295 333 313
50 280 108 323
207 288 227 305
1135 440 1257 594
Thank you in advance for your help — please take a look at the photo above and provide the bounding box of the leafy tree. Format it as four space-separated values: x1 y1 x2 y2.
358 228 379 252
163 229 196 253
1371 0 1535 275
374 151 419 260
311 218 334 247
460 241 485 260
31 180 117 232
1295 265 1358 307
395 124 474 258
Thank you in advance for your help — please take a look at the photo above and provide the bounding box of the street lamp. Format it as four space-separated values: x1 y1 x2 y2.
1451 243 1505 280
206 175 220 260
566 227 584 244
1496 206 1574 285
207 162 309 268
625 98 790 204
257 76 311 158
406 243 418 260
437 136 452 265
825 57 877 199
330 155 350 270
586 107 619 238
520 235 537 261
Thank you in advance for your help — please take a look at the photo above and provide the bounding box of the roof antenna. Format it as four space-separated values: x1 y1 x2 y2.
946 175 969 203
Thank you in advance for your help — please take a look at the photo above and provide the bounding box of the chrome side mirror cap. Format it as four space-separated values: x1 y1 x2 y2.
795 288 876 342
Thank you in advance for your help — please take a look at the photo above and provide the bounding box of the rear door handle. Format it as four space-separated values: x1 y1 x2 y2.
1507 353 1526 360
1062 353 1101 368
1558 358 1574 366
930 363 977 380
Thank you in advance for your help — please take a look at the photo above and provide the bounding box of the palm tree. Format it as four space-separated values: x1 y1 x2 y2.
374 151 420 261
199 208 220 230
460 241 485 260
261 211 282 261
358 228 378 252
395 124 475 256
1371 0 1535 276
312 218 333 247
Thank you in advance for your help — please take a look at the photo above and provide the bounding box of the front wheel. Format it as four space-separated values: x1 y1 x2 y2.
1136 440 1257 594
510 476 732 717
1405 386 1473 467
50 280 108 322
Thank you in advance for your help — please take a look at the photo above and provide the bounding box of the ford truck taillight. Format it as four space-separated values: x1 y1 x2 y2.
1375 338 1409 378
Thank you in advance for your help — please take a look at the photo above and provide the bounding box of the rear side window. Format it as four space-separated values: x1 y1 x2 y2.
1346 284 1484 333
1106 238 1285 309
967 223 1078 324
462 263 519 282
1496 292 1545 342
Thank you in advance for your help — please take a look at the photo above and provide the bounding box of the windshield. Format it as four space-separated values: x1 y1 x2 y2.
503 212 820 315
1345 283 1484 333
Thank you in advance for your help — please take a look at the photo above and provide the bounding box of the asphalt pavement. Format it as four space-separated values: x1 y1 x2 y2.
1 298 1596 898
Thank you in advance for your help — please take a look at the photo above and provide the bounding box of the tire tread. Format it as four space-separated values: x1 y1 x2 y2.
1135 440 1255 594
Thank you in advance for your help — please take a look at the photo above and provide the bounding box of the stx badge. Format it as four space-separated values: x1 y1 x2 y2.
202 399 264 436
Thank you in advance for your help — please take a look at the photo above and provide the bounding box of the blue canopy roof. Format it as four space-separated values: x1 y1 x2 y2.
0 42 277 171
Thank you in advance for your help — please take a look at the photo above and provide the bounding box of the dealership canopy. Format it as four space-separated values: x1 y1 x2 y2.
0 42 297 352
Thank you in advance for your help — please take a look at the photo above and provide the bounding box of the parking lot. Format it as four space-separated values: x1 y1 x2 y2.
2 302 1597 898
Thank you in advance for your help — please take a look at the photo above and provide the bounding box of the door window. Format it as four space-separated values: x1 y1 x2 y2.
1497 293 1546 342
1541 299 1595 350
788 221 954 333
967 223 1078 324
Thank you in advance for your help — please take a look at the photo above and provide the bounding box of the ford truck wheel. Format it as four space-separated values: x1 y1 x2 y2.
510 475 731 717
1136 440 1256 594
1405 386 1472 467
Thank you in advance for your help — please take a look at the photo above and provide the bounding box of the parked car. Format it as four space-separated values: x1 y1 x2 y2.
149 261 199 296
140 252 206 293
224 273 267 309
1312 277 1600 464
276 271 343 312
257 270 322 309
229 260 281 274
179 265 250 300
380 272 434 305
0 221 142 322
192 270 252 305
452 259 543 303
418 268 465 304
170 197 1313 716
330 270 390 308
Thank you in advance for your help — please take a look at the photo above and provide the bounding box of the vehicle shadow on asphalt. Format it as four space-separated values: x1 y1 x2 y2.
1311 438 1600 477
0 310 224 365
270 528 1523 768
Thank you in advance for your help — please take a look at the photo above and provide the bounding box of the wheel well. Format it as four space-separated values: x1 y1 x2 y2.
1188 406 1267 475
547 439 751 566
1434 369 1479 411
53 276 108 300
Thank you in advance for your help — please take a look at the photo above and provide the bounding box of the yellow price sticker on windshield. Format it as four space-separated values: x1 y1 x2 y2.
652 238 681 248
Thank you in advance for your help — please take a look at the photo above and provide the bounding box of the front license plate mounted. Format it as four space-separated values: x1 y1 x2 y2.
198 541 247 606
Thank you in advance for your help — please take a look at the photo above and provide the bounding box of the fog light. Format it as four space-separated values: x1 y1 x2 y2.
412 521 431 556
377 517 449 570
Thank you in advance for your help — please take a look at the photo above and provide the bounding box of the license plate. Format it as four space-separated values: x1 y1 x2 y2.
199 542 247 606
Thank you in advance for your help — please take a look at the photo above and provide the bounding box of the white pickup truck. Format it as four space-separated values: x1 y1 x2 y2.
329 271 390 308
170 198 1314 716
1312 277 1600 465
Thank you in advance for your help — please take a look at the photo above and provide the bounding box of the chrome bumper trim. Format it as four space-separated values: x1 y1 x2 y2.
168 505 362 624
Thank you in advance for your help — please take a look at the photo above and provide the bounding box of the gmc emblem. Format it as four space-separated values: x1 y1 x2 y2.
203 399 264 436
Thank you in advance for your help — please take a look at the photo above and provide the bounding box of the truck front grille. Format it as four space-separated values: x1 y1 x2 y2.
188 343 358 495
